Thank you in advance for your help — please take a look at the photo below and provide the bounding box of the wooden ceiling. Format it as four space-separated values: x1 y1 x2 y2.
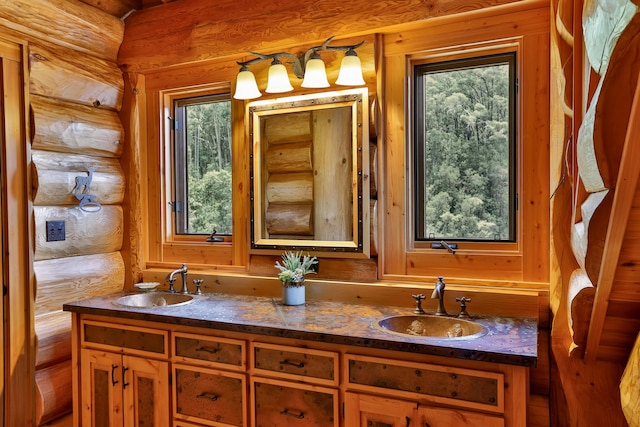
78 0 178 18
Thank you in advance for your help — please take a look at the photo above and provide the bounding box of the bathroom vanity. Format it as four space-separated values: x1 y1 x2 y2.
64 292 537 427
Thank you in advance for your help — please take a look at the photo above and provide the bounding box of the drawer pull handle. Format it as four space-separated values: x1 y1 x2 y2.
196 346 219 354
111 364 119 386
197 392 219 401
280 409 304 419
280 359 305 368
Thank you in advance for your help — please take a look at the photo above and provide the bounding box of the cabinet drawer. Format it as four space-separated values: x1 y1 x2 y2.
252 378 339 427
81 320 168 357
417 405 504 427
174 332 246 370
252 342 338 386
346 354 504 413
174 365 246 427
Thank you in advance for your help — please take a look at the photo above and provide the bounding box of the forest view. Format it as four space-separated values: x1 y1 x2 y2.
178 55 514 241
182 98 233 235
417 54 515 241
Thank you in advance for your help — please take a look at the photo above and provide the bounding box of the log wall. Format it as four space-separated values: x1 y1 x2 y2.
549 0 640 426
0 1 126 424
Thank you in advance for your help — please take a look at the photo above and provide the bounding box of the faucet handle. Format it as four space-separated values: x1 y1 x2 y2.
456 296 471 318
411 293 426 314
167 278 177 293
193 279 203 295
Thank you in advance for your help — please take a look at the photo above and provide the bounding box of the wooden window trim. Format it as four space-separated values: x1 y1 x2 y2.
409 44 521 253
146 83 247 269
382 6 550 283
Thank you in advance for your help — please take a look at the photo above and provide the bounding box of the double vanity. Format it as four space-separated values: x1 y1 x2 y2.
64 290 537 427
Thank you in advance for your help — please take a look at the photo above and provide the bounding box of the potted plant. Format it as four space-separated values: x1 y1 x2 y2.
274 250 318 305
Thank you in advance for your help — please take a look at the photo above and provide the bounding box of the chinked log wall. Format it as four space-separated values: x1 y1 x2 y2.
0 0 126 424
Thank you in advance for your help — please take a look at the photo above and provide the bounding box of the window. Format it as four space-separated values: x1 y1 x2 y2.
173 94 232 236
413 53 516 243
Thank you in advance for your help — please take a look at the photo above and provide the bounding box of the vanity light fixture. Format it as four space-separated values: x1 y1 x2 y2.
233 36 365 100
265 57 294 93
301 50 330 89
235 65 262 99
336 48 366 86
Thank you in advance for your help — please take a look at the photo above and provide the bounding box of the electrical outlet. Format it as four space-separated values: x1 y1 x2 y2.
46 220 65 242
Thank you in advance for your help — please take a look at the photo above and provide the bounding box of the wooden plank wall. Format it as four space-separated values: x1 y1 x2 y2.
124 1 550 425
0 1 126 424
0 37 33 427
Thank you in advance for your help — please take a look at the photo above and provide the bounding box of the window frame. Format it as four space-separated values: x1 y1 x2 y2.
173 93 233 237
412 52 518 245
406 42 524 257
148 83 243 268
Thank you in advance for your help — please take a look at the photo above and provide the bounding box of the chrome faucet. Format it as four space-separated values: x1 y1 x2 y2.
167 263 189 294
431 276 448 316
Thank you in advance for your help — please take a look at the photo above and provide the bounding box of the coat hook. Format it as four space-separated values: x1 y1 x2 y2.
73 167 102 213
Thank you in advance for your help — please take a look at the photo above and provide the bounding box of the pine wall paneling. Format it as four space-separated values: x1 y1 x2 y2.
119 71 148 285
0 36 34 427
126 2 551 425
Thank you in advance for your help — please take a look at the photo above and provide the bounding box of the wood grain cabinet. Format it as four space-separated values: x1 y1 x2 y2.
344 354 511 427
344 393 505 427
344 392 416 427
173 365 246 426
252 378 339 427
71 315 529 427
173 332 246 370
79 321 170 427
416 405 504 427
250 343 340 426
171 331 248 426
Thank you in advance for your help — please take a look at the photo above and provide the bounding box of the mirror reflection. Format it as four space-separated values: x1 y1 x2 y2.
248 89 369 256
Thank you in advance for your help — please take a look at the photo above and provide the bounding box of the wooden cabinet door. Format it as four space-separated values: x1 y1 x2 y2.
81 349 125 427
344 392 416 427
416 405 504 427
123 355 169 427
81 349 169 427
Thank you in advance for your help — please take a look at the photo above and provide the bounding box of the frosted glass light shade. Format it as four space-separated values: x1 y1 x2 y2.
301 57 330 88
336 52 365 86
233 69 262 99
265 63 294 93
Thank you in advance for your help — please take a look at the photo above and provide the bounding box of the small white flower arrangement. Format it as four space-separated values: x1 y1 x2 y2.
275 250 318 286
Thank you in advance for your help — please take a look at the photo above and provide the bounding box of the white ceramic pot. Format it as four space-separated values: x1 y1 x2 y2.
282 282 305 305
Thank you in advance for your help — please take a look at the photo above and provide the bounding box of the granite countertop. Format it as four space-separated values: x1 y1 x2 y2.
63 291 538 367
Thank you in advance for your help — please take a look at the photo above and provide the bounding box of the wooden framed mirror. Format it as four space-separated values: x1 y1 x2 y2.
248 88 370 256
